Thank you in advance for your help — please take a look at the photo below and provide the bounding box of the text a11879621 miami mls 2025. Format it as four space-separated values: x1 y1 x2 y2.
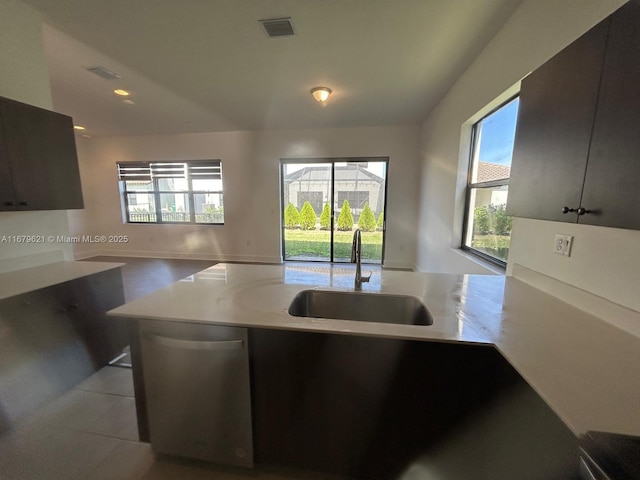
0 234 129 244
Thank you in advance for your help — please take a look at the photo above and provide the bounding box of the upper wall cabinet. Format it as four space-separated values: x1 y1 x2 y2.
579 0 640 230
507 0 640 230
0 96 84 211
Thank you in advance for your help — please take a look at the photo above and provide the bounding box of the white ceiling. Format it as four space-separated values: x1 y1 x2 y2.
22 0 523 137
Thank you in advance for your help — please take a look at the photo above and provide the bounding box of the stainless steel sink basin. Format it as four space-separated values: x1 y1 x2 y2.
288 290 433 326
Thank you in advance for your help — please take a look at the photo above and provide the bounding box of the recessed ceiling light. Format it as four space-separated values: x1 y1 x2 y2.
73 125 86 130
114 89 130 96
122 99 135 105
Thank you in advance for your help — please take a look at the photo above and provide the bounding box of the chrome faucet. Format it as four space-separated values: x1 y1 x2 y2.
351 229 372 290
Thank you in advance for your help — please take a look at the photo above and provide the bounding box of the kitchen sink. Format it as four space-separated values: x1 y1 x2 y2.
288 290 433 326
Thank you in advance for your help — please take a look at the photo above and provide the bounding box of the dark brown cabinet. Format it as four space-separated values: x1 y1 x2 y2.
507 19 609 223
580 0 640 230
508 0 640 230
128 325 579 479
0 268 125 433
0 95 84 211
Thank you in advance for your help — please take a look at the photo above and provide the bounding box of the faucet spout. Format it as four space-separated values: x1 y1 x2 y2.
351 229 371 290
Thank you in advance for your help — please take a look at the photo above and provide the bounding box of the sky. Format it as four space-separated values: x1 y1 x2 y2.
477 97 520 166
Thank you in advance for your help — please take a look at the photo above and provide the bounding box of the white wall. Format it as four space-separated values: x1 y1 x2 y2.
417 0 627 275
68 125 421 269
0 0 73 273
415 0 640 309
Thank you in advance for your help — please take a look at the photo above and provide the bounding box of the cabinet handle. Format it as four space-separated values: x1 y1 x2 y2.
145 333 244 351
4 201 15 206
577 207 592 216
18 201 29 206
562 206 577 214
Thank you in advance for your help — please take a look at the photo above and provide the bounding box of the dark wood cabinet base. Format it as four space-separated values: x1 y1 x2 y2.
249 329 578 480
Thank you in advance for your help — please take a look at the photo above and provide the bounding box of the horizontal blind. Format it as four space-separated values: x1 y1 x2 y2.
150 162 187 178
188 160 222 180
119 160 222 180
117 162 151 181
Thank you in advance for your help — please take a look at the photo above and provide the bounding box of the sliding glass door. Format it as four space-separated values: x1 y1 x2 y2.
281 158 388 264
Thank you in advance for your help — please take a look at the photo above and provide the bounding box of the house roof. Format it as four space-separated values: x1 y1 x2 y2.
476 161 511 182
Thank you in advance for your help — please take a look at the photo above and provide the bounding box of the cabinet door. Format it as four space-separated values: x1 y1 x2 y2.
0 117 17 210
0 287 95 431
507 20 609 222
0 97 84 210
580 0 640 229
59 268 127 367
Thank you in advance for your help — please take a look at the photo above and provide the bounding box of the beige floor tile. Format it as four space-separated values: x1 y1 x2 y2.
83 395 139 441
0 429 121 480
75 366 135 397
141 456 256 480
28 390 128 433
86 440 155 480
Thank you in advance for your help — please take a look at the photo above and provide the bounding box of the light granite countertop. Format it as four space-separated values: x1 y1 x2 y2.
108 262 640 437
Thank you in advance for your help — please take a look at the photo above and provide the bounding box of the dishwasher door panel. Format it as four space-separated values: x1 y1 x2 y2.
140 321 253 467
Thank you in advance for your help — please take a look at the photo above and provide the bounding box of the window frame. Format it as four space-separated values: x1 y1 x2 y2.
118 160 224 225
461 95 519 267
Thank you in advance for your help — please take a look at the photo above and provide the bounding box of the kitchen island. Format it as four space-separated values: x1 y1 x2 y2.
108 262 640 478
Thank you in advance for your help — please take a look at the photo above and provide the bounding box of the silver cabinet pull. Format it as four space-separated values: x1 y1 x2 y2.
145 333 244 351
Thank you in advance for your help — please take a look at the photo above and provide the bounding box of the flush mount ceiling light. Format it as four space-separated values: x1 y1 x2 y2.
73 125 86 131
113 89 130 96
310 87 332 103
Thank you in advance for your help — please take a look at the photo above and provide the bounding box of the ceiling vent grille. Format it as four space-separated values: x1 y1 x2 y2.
85 66 121 80
259 17 295 37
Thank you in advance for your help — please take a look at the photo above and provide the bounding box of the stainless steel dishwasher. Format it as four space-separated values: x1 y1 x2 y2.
139 320 253 467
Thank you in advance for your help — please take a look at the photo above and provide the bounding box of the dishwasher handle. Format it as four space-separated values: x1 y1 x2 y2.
144 333 244 351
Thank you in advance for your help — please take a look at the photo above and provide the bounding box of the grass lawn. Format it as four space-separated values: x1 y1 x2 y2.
284 229 383 260
470 234 511 262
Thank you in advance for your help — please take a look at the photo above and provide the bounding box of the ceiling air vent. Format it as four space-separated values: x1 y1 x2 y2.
84 66 121 81
259 17 295 37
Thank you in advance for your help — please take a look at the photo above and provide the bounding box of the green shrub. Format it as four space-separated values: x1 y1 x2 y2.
319 203 331 230
474 206 490 235
358 202 376 232
337 200 354 231
376 212 384 231
284 203 300 229
299 201 317 230
473 204 512 236
494 204 512 236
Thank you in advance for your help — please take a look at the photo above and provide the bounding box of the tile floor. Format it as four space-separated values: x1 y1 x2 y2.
0 366 350 480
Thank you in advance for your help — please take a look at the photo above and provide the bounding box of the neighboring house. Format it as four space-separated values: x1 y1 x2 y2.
283 164 385 220
473 162 511 208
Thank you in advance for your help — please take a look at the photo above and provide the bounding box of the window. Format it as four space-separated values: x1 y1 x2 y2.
336 191 369 210
297 191 323 214
463 97 519 265
281 159 388 264
117 160 224 224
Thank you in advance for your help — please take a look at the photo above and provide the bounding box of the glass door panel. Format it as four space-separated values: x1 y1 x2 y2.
333 161 387 264
282 162 332 261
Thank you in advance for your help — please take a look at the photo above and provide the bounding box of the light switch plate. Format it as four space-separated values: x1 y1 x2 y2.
554 234 573 257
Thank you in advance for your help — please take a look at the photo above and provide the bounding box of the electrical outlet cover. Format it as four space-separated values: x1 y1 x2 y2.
553 234 573 257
